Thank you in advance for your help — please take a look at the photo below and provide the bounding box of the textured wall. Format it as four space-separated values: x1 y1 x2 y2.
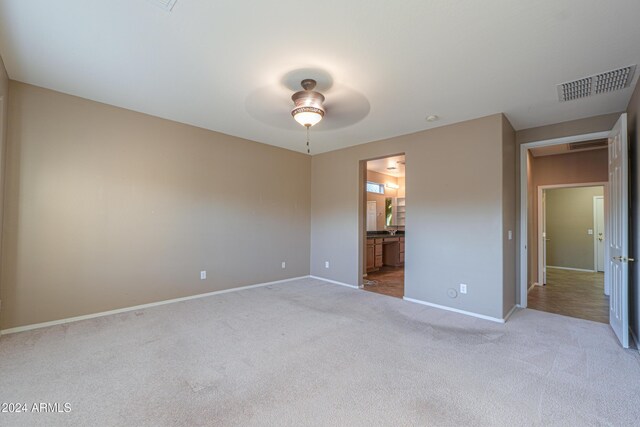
0 55 8 302
502 117 516 315
312 114 516 320
545 186 604 270
1 82 311 329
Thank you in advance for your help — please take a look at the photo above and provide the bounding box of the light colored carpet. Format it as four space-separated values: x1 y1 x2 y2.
1 277 639 426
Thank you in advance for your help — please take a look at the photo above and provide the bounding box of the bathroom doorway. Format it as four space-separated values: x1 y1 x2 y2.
362 154 405 298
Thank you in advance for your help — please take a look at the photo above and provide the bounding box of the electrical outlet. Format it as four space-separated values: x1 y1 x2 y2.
325 261 330 269
508 230 513 240
281 262 286 269
460 283 467 294
200 271 206 280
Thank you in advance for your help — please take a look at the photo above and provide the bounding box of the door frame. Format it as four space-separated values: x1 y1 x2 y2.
359 153 406 286
519 131 610 307
536 182 608 287
593 195 605 276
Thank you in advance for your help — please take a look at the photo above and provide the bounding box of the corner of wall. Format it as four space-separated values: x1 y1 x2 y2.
501 114 517 317
0 52 9 310
626 77 640 344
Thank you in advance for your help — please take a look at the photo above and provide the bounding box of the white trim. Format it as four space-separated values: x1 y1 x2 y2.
309 275 360 289
593 195 605 273
529 283 540 292
0 276 310 335
538 188 545 285
402 297 507 323
593 195 599 272
546 265 597 273
519 130 610 307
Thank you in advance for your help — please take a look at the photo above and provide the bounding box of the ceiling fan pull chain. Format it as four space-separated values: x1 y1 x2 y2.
306 125 310 154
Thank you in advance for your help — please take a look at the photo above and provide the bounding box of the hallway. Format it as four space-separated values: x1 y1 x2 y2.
528 268 608 323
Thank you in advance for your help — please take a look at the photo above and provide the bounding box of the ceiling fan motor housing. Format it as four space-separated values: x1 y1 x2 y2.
291 79 325 127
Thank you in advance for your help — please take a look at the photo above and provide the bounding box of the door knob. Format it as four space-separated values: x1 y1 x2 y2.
612 256 635 262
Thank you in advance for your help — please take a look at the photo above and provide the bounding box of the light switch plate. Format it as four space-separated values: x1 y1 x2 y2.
588 229 594 235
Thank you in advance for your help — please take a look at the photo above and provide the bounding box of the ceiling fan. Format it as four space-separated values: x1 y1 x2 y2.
244 68 371 154
290 79 326 153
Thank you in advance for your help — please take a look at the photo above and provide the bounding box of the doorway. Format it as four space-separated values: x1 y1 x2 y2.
362 154 405 298
519 114 631 348
529 184 609 323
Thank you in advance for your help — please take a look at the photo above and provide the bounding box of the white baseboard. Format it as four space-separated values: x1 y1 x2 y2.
402 297 507 323
309 275 359 289
0 275 311 336
547 266 596 273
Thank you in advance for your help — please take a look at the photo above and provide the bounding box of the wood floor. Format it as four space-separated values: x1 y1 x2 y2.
528 267 609 323
363 266 404 298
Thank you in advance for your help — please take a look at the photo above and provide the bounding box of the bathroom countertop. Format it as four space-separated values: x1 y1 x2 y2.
366 232 405 238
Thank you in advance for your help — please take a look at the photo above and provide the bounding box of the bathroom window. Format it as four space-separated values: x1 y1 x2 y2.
366 181 385 194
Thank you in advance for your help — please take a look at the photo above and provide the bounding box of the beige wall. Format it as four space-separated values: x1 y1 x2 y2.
545 186 603 270
627 79 640 342
0 55 8 301
0 82 311 329
526 149 608 284
502 117 516 315
526 151 535 289
366 170 397 231
516 113 622 145
398 176 406 198
312 114 516 320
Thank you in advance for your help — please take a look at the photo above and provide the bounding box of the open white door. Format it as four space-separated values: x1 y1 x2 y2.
608 113 629 348
542 191 548 285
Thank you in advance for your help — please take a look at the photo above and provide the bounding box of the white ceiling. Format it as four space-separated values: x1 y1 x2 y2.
367 155 406 178
1 0 639 154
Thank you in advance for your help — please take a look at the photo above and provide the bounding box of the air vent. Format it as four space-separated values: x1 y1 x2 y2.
557 65 636 102
148 0 178 11
568 139 608 151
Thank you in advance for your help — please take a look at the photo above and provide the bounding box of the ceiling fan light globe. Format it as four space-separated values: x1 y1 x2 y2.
292 109 324 127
